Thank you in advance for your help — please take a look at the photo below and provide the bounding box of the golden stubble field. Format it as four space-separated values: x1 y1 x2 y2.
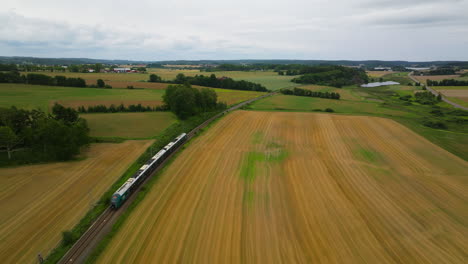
97 111 468 264
0 140 153 264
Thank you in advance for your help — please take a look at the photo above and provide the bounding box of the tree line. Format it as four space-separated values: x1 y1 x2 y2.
427 79 468 86
415 68 456 76
0 104 90 165
77 104 168 113
0 71 87 87
163 84 227 119
149 73 268 92
280 87 341 100
0 71 115 89
291 66 369 88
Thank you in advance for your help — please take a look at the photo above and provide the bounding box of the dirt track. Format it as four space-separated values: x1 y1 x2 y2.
97 111 468 263
0 140 153 264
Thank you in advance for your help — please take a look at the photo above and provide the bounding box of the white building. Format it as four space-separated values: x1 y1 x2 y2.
114 67 131 73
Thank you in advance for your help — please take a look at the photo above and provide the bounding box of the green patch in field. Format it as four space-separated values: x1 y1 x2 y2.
243 190 255 205
355 147 382 163
240 135 288 183
239 138 288 208
240 152 266 182
251 131 264 144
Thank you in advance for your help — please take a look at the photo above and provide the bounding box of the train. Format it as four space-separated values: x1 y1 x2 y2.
111 133 187 209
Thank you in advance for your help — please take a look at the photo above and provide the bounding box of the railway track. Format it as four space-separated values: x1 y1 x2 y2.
57 92 275 264
59 208 114 263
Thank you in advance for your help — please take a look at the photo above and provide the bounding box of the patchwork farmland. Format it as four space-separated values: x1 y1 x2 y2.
40 69 295 90
95 111 468 263
0 83 265 111
0 140 153 264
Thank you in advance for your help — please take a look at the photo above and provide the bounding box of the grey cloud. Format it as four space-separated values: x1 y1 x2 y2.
358 0 465 9
1 1 468 60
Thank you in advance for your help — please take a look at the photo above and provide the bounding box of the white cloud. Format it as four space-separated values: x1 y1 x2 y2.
0 0 467 60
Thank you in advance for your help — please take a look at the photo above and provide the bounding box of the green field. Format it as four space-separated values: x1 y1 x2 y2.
215 71 295 90
249 94 409 117
0 83 264 111
82 112 177 138
249 84 468 160
0 83 165 111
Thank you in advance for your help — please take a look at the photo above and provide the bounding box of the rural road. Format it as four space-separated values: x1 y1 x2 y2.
409 72 468 111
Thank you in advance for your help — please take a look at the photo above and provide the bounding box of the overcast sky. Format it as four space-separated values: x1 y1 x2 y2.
1 0 467 61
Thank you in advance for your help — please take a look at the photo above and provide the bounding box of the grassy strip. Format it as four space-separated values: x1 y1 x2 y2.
43 111 221 264
84 110 227 263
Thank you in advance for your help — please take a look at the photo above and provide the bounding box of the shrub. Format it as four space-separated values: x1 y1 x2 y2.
97 79 105 88
61 231 74 246
325 108 334 112
423 121 447 129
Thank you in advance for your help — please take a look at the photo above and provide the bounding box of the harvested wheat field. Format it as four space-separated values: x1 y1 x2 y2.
97 111 467 264
0 140 153 264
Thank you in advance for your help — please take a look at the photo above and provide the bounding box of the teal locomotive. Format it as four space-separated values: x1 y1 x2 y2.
111 133 187 209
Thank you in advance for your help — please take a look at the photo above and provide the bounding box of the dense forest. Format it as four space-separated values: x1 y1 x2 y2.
163 84 227 119
0 71 87 87
0 104 90 166
291 66 369 88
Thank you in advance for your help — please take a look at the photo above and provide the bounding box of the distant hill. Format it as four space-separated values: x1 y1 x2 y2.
0 56 467 68
0 56 147 66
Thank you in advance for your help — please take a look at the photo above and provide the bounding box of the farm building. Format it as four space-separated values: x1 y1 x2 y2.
113 67 131 73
